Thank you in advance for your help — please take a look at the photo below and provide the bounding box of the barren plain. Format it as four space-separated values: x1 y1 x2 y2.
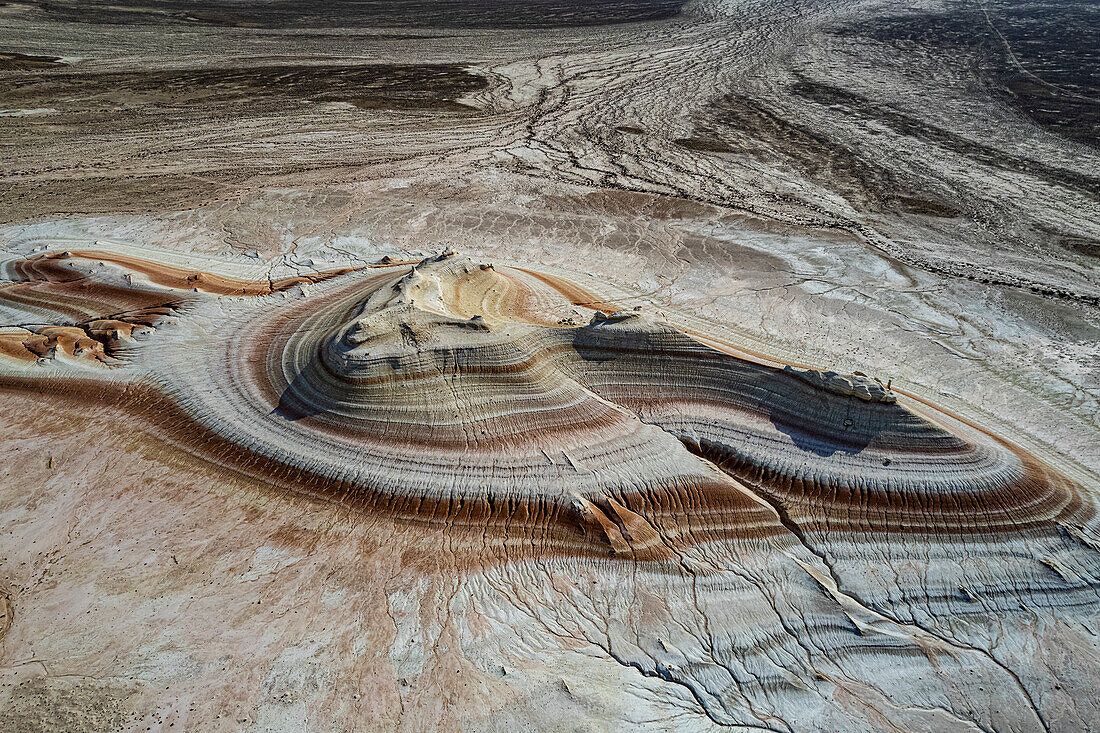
0 0 1098 731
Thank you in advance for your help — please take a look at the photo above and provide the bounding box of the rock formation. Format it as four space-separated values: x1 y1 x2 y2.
2 245 1095 729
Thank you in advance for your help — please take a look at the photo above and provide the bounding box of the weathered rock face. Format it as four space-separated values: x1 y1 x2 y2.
1 246 1097 731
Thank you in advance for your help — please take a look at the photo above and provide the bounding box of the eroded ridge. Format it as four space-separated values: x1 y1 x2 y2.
0 249 356 367
0 247 1090 560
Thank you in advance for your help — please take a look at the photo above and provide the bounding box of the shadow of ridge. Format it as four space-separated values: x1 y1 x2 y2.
273 358 329 422
761 369 879 458
769 410 874 458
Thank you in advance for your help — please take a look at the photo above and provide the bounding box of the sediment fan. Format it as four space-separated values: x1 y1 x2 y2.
0 248 1093 558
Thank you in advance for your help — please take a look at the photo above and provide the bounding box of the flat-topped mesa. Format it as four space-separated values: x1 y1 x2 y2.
783 365 896 404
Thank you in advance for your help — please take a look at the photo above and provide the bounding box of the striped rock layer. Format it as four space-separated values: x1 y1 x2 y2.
3 246 1099 730
1 248 1092 557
